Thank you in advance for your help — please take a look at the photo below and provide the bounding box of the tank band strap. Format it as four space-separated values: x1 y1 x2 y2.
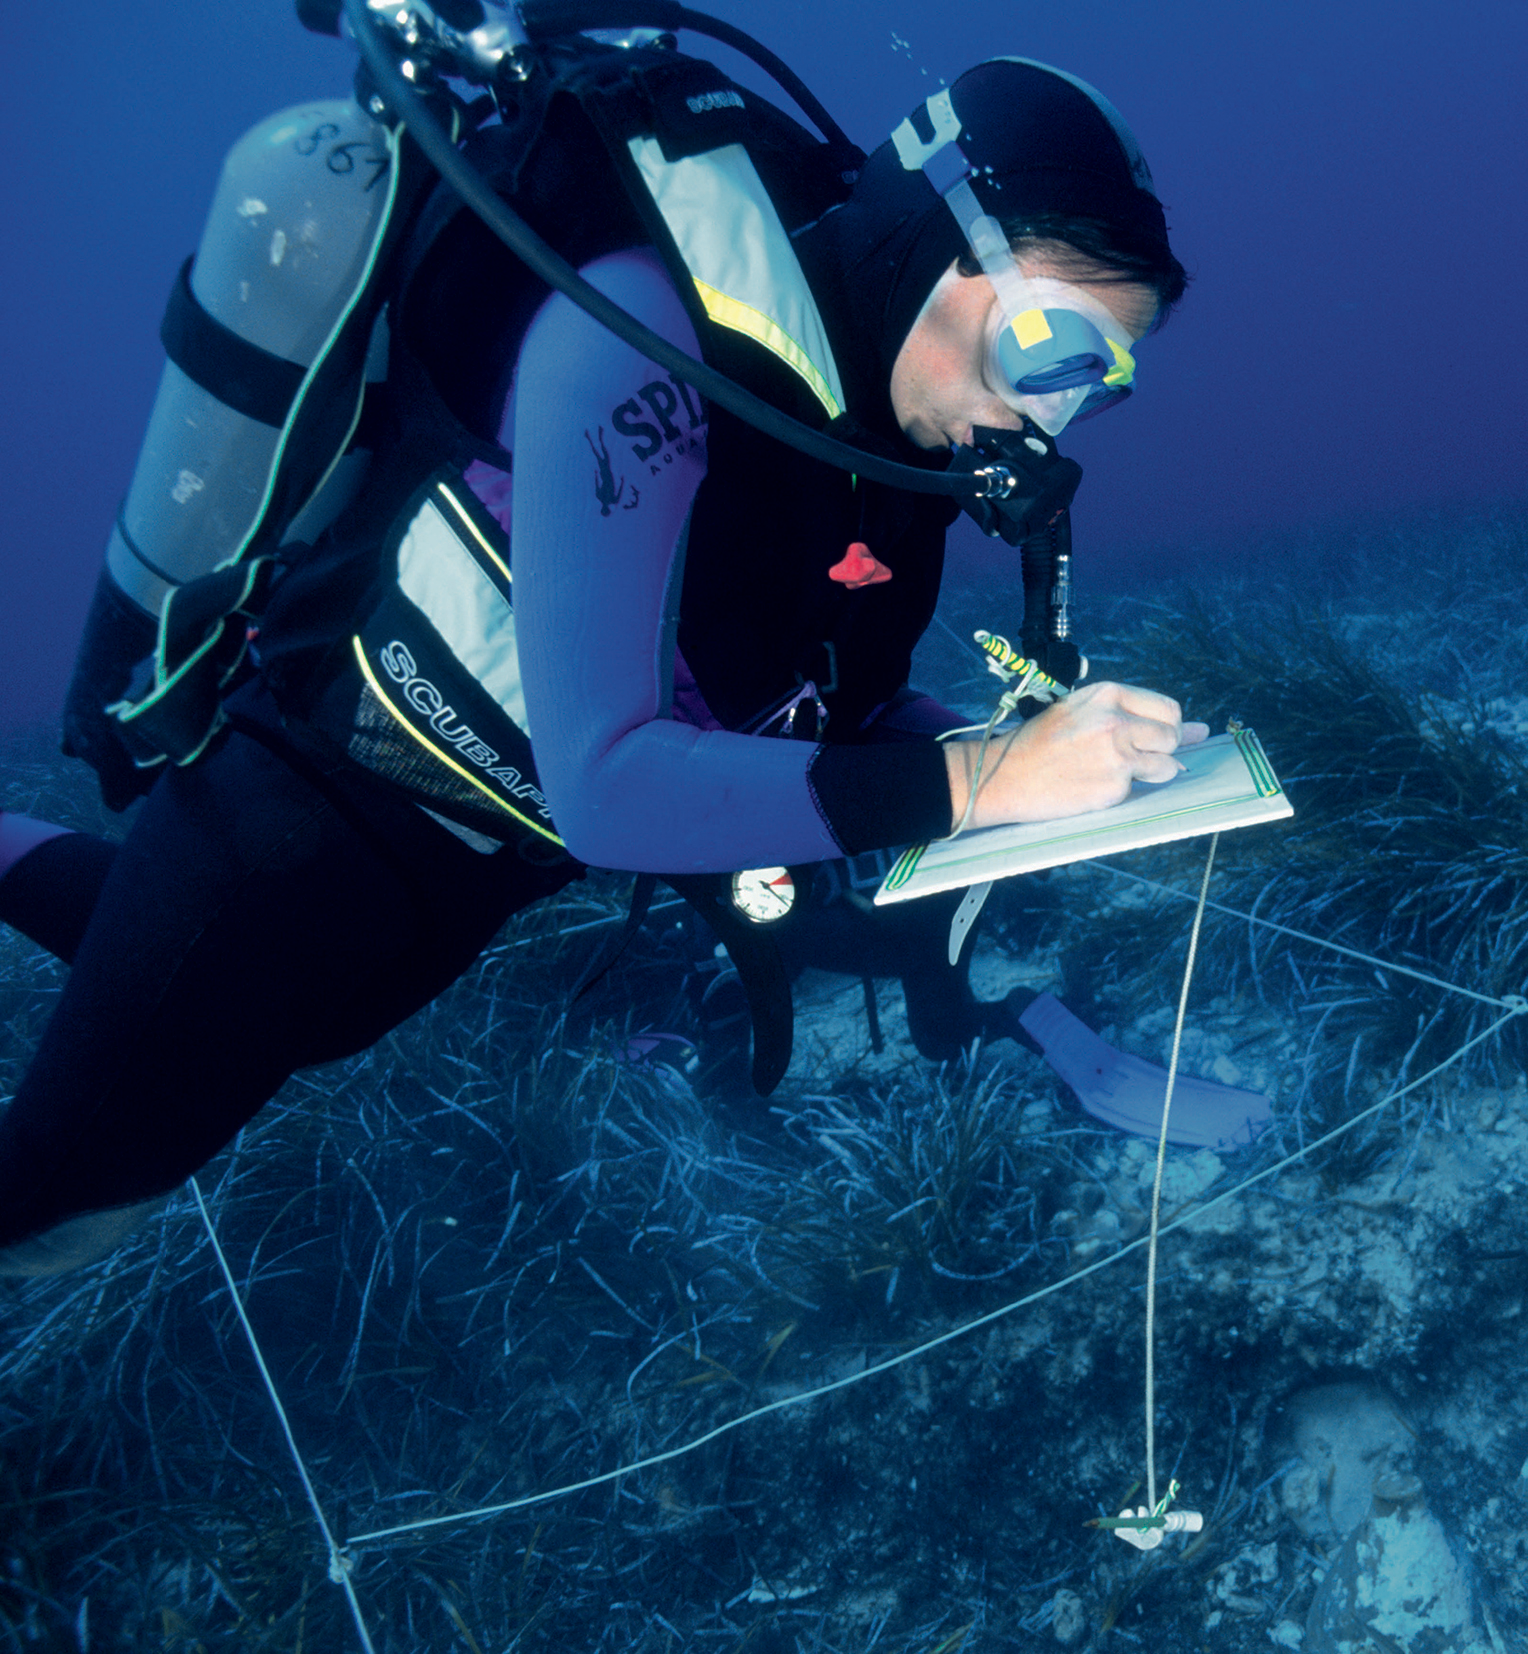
160 256 306 429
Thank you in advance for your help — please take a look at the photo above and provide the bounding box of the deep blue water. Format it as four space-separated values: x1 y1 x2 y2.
4 0 1526 729
3 8 1528 1647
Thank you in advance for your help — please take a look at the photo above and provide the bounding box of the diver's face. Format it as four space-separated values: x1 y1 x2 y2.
889 254 1159 450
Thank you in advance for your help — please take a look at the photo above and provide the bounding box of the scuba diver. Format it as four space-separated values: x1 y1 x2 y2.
0 1 1201 1274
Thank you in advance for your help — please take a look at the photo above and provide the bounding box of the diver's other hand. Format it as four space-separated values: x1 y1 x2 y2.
61 571 161 812
944 682 1210 831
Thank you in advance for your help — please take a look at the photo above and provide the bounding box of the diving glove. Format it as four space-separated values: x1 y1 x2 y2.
61 572 161 812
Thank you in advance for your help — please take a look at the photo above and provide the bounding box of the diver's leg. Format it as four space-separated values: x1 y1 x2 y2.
895 888 987 1062
0 811 71 878
0 714 573 1275
0 825 121 963
0 815 134 1271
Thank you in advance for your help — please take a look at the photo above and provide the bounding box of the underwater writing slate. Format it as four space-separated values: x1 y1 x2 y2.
875 727 1292 905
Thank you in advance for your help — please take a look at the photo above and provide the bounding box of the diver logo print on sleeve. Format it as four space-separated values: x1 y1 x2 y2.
609 372 708 476
585 426 639 516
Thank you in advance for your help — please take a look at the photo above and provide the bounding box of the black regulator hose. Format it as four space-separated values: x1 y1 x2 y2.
338 0 1002 500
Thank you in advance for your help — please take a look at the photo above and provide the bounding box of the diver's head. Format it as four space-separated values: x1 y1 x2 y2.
842 58 1187 446
890 246 1159 451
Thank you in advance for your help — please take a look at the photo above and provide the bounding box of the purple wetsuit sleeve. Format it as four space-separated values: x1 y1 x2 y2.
863 691 968 739
509 249 851 873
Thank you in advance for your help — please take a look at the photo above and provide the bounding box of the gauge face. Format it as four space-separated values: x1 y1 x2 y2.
731 866 796 924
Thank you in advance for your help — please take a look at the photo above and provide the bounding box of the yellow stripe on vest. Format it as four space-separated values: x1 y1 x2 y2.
691 280 842 420
437 481 513 586
628 137 845 421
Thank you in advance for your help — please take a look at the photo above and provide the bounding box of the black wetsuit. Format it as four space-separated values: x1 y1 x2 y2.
0 683 577 1245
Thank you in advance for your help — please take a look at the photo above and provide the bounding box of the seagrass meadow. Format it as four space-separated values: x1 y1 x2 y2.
3 504 1528 1653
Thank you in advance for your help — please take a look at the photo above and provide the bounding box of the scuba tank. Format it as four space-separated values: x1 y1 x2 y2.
64 100 406 800
109 100 396 617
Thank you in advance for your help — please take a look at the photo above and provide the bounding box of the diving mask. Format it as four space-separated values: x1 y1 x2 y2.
986 271 1136 435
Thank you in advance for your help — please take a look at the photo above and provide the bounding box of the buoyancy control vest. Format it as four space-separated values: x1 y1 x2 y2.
245 34 956 855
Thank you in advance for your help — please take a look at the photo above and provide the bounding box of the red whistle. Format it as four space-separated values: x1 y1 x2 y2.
828 541 893 590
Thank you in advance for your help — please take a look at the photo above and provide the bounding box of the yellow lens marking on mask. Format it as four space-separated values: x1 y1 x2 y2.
1104 337 1136 387
1011 309 1053 350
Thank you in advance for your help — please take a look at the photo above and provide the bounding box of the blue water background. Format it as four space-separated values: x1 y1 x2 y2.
3 0 1525 726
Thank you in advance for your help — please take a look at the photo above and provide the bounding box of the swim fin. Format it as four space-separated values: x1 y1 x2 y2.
1018 992 1271 1152
0 812 71 883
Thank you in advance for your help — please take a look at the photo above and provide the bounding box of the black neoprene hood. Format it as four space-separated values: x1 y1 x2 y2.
827 58 1173 392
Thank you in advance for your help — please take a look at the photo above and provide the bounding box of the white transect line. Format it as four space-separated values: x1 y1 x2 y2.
188 668 1527 1559
191 1179 378 1654
342 995 1527 1551
1143 834 1217 1515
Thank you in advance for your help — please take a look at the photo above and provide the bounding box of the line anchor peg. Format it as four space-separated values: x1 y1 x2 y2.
1107 1506 1204 1551
1088 1480 1204 1551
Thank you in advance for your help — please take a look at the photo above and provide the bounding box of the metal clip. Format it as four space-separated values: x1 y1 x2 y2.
971 465 1017 500
1088 1480 1204 1550
772 680 828 739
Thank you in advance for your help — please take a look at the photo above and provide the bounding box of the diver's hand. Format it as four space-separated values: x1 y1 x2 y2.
944 682 1209 831
61 571 162 812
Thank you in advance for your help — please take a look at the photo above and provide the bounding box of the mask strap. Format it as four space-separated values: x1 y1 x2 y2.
890 92 1036 321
